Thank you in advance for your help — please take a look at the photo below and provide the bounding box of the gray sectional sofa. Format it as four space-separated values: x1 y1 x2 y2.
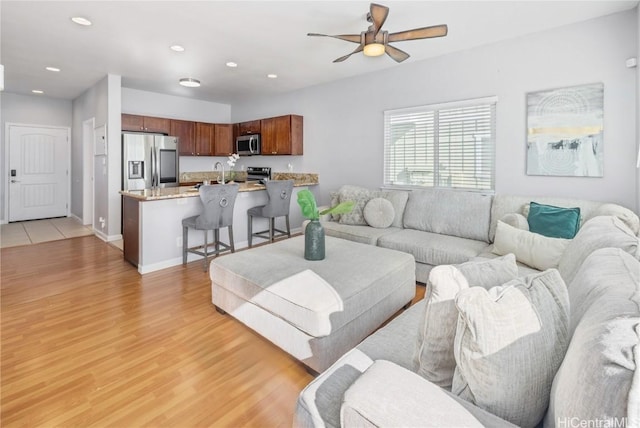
295 186 640 427
318 185 640 282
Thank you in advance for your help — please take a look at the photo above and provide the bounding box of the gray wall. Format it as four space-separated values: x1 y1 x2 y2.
71 75 122 240
636 5 640 214
232 9 639 212
0 92 73 223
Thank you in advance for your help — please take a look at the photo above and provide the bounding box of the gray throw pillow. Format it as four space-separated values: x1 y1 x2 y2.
414 254 518 390
363 198 395 228
337 185 380 225
452 269 570 428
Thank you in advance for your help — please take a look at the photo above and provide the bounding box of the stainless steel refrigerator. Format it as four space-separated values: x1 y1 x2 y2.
122 133 180 191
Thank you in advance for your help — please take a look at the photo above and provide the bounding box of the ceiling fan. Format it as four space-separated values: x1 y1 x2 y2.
308 3 448 63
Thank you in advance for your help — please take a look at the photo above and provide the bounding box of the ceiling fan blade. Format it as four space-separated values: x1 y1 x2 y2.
369 3 389 36
307 33 362 44
385 44 410 63
387 24 448 42
333 45 364 63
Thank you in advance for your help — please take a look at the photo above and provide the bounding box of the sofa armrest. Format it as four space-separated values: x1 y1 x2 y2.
341 360 516 428
500 213 529 231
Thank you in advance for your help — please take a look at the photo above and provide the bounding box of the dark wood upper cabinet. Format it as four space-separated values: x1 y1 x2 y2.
195 122 215 156
171 120 196 156
237 120 261 136
121 114 145 132
122 114 170 134
260 115 303 156
143 116 171 134
213 124 234 156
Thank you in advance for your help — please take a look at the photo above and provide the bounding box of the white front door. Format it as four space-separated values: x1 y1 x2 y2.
8 125 70 222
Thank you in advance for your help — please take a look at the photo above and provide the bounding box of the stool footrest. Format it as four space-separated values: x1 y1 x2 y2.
251 228 289 241
186 241 232 258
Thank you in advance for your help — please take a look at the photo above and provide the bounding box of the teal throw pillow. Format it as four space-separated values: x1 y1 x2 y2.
527 201 581 239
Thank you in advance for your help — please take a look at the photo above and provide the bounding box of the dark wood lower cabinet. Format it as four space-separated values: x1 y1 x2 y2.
122 196 140 267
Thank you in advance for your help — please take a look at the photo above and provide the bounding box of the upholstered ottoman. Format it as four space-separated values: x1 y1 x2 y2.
210 236 416 373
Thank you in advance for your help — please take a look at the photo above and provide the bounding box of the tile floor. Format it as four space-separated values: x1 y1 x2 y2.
1 217 94 248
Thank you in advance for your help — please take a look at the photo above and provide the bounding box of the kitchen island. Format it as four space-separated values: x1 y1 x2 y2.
121 174 318 274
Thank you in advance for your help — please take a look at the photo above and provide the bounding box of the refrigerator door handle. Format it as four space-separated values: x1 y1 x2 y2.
150 146 157 188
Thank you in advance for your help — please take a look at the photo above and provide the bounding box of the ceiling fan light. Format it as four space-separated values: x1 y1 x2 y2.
363 43 385 57
179 77 200 87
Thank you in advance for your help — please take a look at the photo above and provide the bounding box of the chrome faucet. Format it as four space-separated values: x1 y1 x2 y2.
214 161 225 184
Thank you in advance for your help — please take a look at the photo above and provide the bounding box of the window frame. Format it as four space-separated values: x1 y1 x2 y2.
383 96 498 193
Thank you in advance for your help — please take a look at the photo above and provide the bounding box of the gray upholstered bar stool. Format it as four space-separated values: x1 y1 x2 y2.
247 179 294 247
182 183 239 271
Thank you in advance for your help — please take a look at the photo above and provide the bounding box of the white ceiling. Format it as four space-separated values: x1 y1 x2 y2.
2 1 638 104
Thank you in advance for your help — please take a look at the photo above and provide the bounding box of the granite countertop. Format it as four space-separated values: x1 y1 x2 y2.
120 173 318 201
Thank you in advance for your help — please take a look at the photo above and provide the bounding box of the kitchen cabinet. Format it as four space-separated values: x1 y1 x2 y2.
122 114 171 134
171 119 196 156
213 124 234 156
237 120 261 136
195 122 215 156
122 196 140 267
260 115 303 155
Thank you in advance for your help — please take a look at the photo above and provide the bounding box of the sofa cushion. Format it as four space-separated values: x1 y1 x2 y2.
591 203 639 235
527 201 581 239
381 190 409 228
337 185 381 225
493 220 570 271
545 248 640 427
295 301 426 428
378 229 490 266
329 191 340 221
320 221 401 246
452 269 570 428
341 360 516 428
363 197 395 228
414 255 518 389
500 212 529 230
403 189 493 242
489 194 605 242
558 216 640 285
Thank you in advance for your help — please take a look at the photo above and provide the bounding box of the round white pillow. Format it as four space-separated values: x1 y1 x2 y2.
363 198 395 229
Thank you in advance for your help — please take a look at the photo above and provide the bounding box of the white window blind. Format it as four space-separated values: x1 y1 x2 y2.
384 97 497 191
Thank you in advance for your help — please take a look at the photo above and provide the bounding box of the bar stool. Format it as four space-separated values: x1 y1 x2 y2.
247 180 294 247
182 183 239 271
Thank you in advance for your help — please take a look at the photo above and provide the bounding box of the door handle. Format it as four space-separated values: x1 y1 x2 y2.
10 179 20 183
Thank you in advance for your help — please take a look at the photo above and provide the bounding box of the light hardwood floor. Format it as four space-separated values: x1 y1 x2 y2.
1 236 423 427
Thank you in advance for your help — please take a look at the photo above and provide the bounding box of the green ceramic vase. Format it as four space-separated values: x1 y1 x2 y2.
304 219 325 261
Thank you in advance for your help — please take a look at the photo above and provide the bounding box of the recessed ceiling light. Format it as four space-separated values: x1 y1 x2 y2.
32 90 44 94
267 74 278 79
45 66 61 72
179 78 201 87
226 62 238 68
170 45 185 52
71 16 92 26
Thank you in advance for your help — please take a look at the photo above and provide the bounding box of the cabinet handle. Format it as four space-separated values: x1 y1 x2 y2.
272 151 277 154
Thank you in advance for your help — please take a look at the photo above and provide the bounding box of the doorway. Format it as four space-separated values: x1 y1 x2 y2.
7 124 70 222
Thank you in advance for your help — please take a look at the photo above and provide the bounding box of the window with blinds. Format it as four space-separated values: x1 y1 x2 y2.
383 97 497 191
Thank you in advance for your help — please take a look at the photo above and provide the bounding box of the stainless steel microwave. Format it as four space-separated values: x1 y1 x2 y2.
236 134 261 156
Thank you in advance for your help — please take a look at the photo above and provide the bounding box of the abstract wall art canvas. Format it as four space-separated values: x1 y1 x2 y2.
526 83 603 177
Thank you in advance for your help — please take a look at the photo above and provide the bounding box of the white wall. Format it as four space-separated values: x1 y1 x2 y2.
636 5 640 214
1 92 73 223
72 74 122 240
232 9 638 212
121 87 233 173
